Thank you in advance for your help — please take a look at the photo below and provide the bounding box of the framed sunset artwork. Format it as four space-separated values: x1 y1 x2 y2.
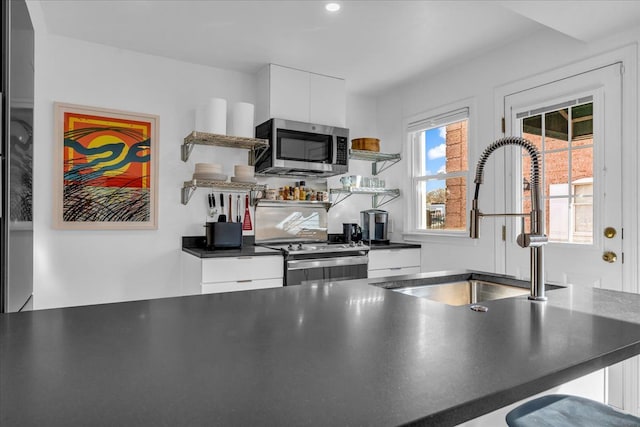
54 103 159 229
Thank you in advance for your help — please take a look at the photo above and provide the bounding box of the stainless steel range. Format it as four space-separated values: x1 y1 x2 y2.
254 201 369 286
260 241 369 286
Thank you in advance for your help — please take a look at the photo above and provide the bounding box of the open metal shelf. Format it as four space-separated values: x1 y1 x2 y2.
255 199 332 211
181 131 269 163
329 187 400 208
349 149 401 175
181 179 266 205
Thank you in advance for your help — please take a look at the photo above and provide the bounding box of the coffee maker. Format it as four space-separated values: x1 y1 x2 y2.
360 209 389 244
342 223 362 243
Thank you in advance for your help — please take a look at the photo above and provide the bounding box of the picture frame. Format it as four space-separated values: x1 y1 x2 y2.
53 103 159 230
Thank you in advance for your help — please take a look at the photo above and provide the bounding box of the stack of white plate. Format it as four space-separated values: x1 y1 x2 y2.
193 163 227 181
231 164 256 184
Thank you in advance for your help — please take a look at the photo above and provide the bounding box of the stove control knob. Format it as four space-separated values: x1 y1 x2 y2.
349 241 356 247
297 243 303 250
357 241 364 246
287 244 294 250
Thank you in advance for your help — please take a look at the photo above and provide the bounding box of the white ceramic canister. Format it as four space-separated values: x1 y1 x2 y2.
229 102 255 138
203 97 227 134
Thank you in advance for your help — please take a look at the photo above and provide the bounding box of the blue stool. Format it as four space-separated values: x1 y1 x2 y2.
505 394 640 426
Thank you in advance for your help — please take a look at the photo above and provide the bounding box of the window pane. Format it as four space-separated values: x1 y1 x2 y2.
421 177 467 231
573 204 593 241
423 119 468 176
571 147 592 182
572 102 593 142
572 181 593 244
548 197 569 242
424 127 447 176
545 109 568 150
545 151 569 198
522 115 542 152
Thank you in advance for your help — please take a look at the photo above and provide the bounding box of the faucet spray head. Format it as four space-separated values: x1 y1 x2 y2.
470 199 480 239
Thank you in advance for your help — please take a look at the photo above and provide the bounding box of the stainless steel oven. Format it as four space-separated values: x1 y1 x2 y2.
259 242 369 286
255 202 368 285
284 246 368 286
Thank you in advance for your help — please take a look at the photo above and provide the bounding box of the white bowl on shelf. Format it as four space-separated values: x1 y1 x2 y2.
234 164 254 177
193 173 227 181
195 163 223 174
230 176 257 184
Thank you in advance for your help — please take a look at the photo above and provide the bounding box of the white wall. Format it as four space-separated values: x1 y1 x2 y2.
375 27 640 274
31 31 264 309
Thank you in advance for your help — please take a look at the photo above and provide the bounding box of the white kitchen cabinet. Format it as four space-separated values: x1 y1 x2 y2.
182 253 283 295
309 72 346 127
256 64 346 127
368 248 421 279
269 64 310 123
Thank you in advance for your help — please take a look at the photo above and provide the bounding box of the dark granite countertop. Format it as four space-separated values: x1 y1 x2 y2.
2 273 640 426
182 235 283 258
182 235 419 258
368 242 421 250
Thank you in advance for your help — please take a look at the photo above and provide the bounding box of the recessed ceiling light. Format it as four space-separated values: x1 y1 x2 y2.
325 3 341 12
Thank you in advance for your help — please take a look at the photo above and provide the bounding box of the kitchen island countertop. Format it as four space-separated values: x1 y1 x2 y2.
2 274 640 426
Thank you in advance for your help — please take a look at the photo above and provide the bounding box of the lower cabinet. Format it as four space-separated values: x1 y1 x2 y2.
182 253 284 295
368 248 421 279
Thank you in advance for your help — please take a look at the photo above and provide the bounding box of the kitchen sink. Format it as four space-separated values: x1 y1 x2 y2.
391 279 530 306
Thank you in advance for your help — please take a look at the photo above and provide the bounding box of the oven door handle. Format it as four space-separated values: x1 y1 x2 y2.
287 256 369 271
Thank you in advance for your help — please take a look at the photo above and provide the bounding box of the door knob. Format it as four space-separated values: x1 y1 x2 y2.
604 227 617 239
602 251 617 263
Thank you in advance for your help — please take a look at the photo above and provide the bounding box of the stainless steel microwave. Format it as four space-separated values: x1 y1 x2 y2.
254 118 349 177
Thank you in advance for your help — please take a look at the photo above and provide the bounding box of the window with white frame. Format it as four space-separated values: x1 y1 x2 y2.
408 107 469 232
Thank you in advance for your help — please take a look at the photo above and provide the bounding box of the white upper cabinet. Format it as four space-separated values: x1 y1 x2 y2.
269 64 310 123
256 64 346 127
309 72 346 128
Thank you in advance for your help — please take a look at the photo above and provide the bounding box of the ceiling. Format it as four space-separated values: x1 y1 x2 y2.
36 1 640 96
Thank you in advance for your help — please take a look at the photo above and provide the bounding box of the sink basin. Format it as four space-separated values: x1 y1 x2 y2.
391 280 530 306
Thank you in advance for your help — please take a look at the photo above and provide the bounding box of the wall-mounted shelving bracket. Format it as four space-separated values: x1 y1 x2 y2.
372 190 401 208
181 182 198 205
349 149 401 175
329 188 400 209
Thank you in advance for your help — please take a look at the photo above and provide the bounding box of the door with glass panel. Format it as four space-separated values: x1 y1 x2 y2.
504 63 626 408
504 63 622 292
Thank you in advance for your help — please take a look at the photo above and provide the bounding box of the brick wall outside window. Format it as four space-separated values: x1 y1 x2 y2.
444 121 468 230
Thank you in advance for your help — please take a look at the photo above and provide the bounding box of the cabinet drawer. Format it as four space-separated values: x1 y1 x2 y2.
202 255 283 283
201 278 283 294
368 266 421 279
368 248 421 270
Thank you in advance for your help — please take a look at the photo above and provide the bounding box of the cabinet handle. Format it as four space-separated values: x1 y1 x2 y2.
390 267 402 270
236 257 253 260
237 279 253 283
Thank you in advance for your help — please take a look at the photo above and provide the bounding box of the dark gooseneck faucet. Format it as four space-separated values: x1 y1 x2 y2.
470 137 548 301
